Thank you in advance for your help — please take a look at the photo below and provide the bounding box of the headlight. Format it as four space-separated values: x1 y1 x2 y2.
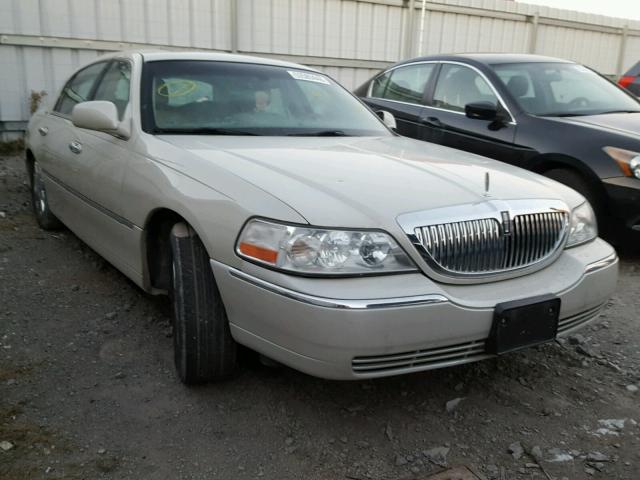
566 201 598 248
236 218 417 275
603 146 640 179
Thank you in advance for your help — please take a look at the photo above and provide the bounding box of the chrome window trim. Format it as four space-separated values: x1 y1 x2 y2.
397 198 570 283
367 60 440 107
221 261 449 310
367 60 517 125
433 61 517 124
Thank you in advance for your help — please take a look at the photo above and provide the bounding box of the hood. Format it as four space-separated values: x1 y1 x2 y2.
160 135 582 228
554 112 640 138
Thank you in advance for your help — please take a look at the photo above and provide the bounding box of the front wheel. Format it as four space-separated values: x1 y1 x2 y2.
170 222 237 384
31 160 62 230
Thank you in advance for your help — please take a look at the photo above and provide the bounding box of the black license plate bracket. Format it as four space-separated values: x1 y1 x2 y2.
487 294 560 355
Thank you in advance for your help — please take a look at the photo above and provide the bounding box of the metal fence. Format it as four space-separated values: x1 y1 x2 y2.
1 0 640 139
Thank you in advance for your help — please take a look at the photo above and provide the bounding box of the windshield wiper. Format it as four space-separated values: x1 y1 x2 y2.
154 127 261 136
595 110 640 115
287 130 350 137
542 113 589 117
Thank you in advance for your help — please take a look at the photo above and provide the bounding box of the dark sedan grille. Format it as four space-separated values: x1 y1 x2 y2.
414 211 568 275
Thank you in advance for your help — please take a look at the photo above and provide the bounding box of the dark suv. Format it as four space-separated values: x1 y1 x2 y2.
355 54 640 241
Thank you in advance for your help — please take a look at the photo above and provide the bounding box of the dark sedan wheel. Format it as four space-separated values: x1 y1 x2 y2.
544 168 603 222
170 222 237 384
31 160 62 230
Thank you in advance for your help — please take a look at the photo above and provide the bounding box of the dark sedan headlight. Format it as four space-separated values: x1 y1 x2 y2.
566 202 598 247
236 218 417 275
603 146 640 179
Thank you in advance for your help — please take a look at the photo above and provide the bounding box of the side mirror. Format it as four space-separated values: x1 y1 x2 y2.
376 110 397 130
72 101 129 138
465 102 500 121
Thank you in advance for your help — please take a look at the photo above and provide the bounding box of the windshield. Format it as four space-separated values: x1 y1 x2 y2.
491 62 640 117
140 60 390 136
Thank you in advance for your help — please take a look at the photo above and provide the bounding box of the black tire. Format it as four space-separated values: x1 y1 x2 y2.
543 168 604 226
169 222 237 384
31 160 63 230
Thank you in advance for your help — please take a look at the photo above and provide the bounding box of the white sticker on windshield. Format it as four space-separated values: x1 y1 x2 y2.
288 70 331 85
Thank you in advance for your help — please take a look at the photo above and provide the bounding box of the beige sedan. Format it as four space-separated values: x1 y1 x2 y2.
25 50 618 384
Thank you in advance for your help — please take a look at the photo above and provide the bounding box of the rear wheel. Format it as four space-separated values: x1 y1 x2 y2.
31 160 62 230
169 222 237 384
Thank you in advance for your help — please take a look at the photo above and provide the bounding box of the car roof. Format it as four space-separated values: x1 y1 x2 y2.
86 49 318 72
396 53 573 67
133 49 317 71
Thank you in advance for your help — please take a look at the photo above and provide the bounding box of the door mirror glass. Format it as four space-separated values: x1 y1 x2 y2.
465 101 499 121
72 101 119 132
376 110 397 130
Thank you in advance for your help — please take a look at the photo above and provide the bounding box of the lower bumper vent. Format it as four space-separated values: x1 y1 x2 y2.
351 303 605 375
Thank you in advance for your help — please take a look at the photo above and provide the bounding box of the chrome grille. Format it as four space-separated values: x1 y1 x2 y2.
414 211 568 275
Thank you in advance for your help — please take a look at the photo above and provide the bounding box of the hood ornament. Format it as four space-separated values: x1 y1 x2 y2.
484 171 491 197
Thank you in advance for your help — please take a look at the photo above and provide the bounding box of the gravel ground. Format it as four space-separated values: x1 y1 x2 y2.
1 154 639 480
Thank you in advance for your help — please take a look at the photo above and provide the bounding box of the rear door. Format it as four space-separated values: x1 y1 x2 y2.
362 62 437 138
420 62 519 163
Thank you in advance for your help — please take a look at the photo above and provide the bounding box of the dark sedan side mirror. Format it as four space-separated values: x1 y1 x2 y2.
465 102 499 121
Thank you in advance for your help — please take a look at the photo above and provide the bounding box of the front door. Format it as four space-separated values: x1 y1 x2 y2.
420 63 520 164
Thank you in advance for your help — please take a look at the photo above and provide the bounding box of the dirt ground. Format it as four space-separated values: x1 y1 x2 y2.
1 153 639 480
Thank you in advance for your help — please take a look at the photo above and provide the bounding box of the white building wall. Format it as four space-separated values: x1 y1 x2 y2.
1 0 640 138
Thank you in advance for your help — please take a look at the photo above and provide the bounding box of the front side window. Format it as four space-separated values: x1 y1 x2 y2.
55 62 109 116
141 61 390 136
433 64 498 112
491 62 640 116
370 63 435 104
93 60 132 120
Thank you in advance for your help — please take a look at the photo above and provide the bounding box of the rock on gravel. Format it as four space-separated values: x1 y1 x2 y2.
423 446 450 467
0 440 14 451
446 397 464 413
508 441 524 460
587 451 611 462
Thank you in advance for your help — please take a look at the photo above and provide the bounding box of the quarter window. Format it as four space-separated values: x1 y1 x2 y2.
55 62 108 116
371 64 435 104
433 64 498 112
93 60 132 120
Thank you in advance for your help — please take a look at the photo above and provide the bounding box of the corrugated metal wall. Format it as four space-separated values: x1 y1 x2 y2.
1 0 640 139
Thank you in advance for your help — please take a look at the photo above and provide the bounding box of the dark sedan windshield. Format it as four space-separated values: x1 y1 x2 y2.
491 62 640 117
141 60 390 136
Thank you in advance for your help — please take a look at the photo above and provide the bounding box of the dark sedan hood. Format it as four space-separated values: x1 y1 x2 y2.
557 112 640 138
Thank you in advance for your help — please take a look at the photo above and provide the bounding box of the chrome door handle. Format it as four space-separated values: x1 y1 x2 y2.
38 126 48 136
69 141 82 154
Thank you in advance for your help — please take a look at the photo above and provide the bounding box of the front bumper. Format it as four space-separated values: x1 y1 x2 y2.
603 176 640 232
212 238 618 380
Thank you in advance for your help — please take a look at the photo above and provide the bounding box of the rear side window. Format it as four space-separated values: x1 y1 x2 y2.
433 64 498 112
370 63 435 104
93 60 132 120
55 62 109 116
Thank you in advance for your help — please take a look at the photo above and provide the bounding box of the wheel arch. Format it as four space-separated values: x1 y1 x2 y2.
143 207 190 294
25 148 35 186
526 153 608 207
